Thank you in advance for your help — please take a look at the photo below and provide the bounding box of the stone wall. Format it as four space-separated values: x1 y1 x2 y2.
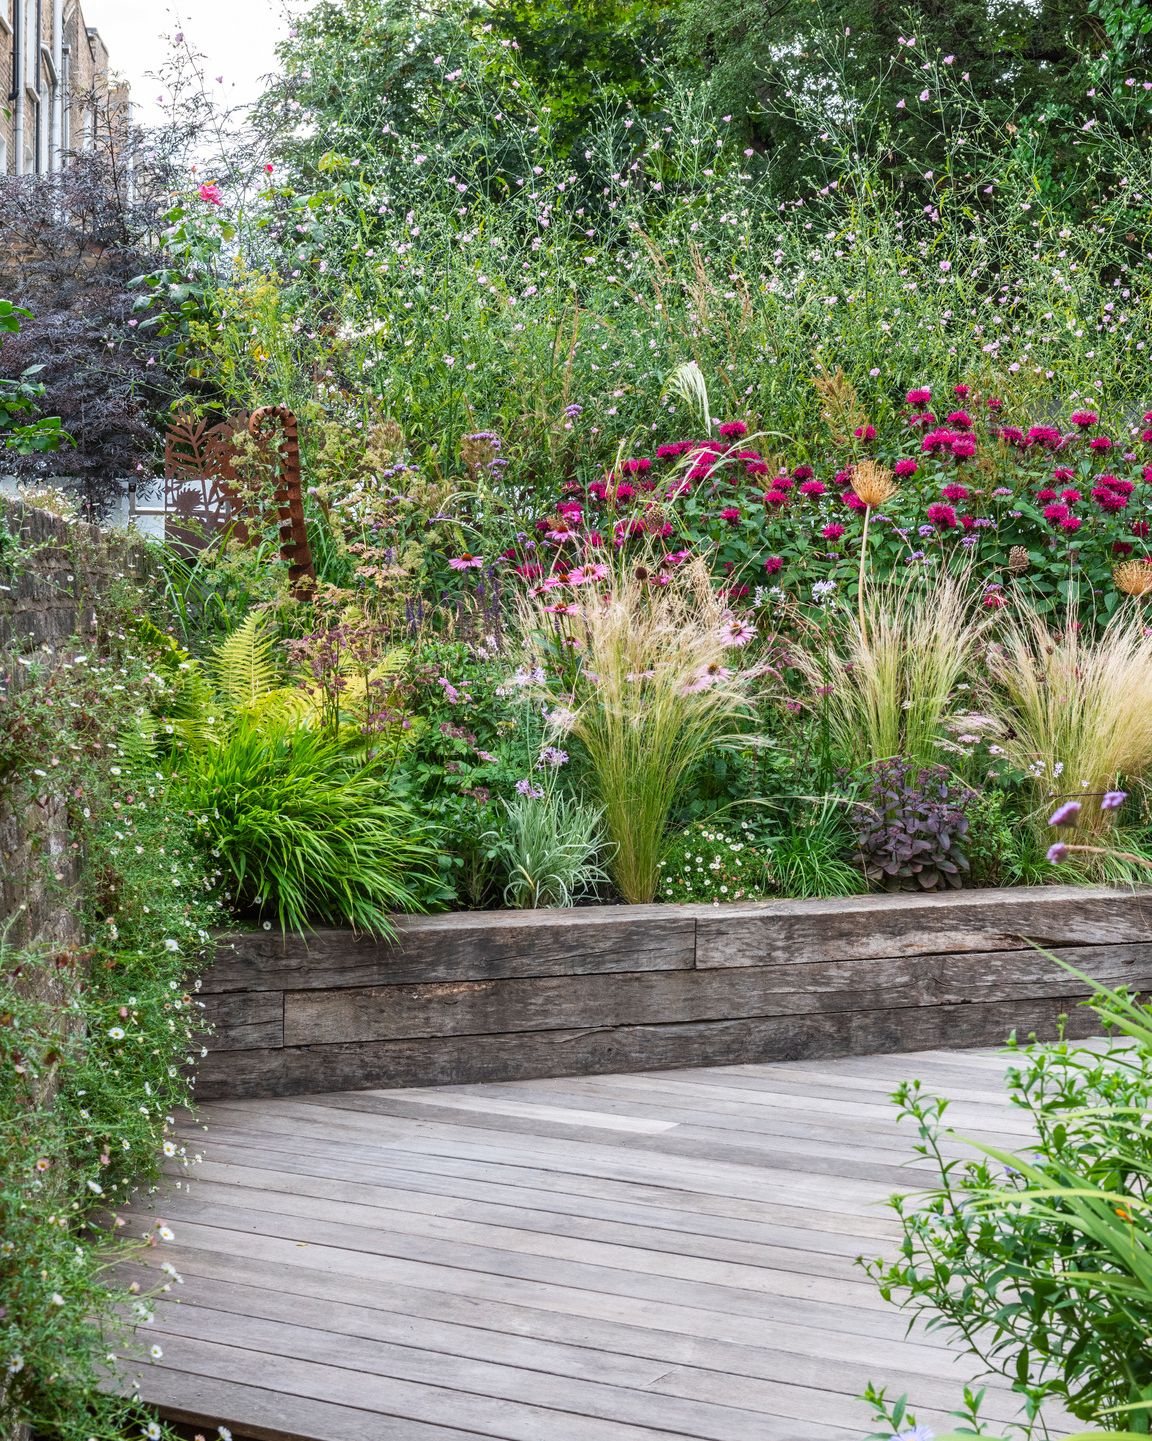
0 495 155 947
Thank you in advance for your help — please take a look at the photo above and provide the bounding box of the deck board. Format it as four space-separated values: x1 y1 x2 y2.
122 1042 1079 1439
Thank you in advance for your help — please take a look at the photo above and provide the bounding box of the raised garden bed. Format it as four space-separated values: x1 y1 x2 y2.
197 885 1152 1100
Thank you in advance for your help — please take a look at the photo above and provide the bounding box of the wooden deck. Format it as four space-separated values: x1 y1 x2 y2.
120 1044 1054 1441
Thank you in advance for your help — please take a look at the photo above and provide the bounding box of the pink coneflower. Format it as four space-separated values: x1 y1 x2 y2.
718 421 748 439
798 479 826 497
1070 410 1099 429
925 502 958 528
905 386 932 405
821 522 847 540
763 555 784 573
448 552 484 570
946 409 973 430
198 182 222 204
719 616 756 647
940 484 969 501
893 458 919 477
720 506 741 523
1089 436 1114 451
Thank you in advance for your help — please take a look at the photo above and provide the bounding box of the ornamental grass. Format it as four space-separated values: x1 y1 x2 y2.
797 568 987 772
987 609 1152 843
519 555 758 905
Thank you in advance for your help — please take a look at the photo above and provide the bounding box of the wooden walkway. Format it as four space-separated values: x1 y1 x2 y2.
120 1045 1050 1441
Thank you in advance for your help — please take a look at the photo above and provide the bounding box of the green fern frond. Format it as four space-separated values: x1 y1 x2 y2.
209 612 280 712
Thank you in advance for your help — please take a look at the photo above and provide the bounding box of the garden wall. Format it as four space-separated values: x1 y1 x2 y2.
199 886 1152 1098
0 496 155 947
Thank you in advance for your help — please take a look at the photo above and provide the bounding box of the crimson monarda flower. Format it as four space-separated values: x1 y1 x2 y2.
1042 502 1070 524
822 522 847 540
1060 488 1082 504
720 507 741 523
1103 476 1134 496
906 386 932 406
621 457 652 475
745 460 770 476
1061 514 1083 532
908 411 937 429
773 476 794 490
834 468 855 487
1114 540 1135 556
1089 436 1114 451
953 383 970 398
799 479 826 497
926 502 958 528
656 442 690 459
1026 426 1062 449
921 428 958 453
986 397 1003 411
1134 520 1152 538
951 437 977 459
894 458 918 477
1053 467 1075 482
854 424 877 440
718 421 748 439
1070 410 1099 428
1093 487 1128 512
763 489 789 506
763 555 784 573
615 483 636 502
793 464 814 481
1036 488 1058 502
843 492 866 511
996 426 1025 445
940 483 969 501
946 409 973 430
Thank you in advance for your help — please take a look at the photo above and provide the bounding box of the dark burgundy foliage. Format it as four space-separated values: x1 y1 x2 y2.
853 758 971 892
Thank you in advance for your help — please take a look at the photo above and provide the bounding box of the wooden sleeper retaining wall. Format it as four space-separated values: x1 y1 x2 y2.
197 886 1152 1100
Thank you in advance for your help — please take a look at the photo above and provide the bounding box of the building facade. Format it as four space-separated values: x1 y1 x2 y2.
0 0 123 176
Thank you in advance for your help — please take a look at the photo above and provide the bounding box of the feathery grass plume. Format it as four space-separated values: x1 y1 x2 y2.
987 608 1152 848
796 568 987 771
812 366 868 445
518 554 758 904
1113 559 1152 597
663 360 712 433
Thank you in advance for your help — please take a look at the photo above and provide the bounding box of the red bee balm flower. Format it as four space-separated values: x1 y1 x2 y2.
894 458 919 477
926 503 958 528
905 387 932 405
940 484 969 501
718 421 748 439
1088 436 1114 451
1070 410 1099 428
763 556 784 573
822 523 847 540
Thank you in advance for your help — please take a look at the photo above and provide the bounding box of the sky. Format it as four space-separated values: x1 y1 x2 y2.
82 0 291 128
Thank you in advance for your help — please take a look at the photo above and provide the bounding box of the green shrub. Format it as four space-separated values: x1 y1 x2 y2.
482 787 608 908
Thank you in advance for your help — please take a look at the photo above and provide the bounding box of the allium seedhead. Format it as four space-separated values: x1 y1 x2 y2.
1113 560 1152 597
1008 545 1030 574
851 460 897 508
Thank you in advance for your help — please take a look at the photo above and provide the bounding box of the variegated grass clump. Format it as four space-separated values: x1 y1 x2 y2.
797 569 988 772
987 609 1152 844
518 555 759 904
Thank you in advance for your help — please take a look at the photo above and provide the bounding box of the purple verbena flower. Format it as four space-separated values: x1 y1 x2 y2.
1102 790 1128 811
1049 801 1082 826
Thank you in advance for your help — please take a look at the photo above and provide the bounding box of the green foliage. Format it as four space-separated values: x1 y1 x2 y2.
863 973 1152 1436
658 817 771 902
765 799 867 900
0 300 70 455
178 709 436 933
482 787 609 907
966 788 1025 888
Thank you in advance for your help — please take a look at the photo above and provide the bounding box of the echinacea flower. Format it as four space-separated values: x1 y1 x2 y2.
448 553 483 570
719 617 756 647
1049 800 1082 826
